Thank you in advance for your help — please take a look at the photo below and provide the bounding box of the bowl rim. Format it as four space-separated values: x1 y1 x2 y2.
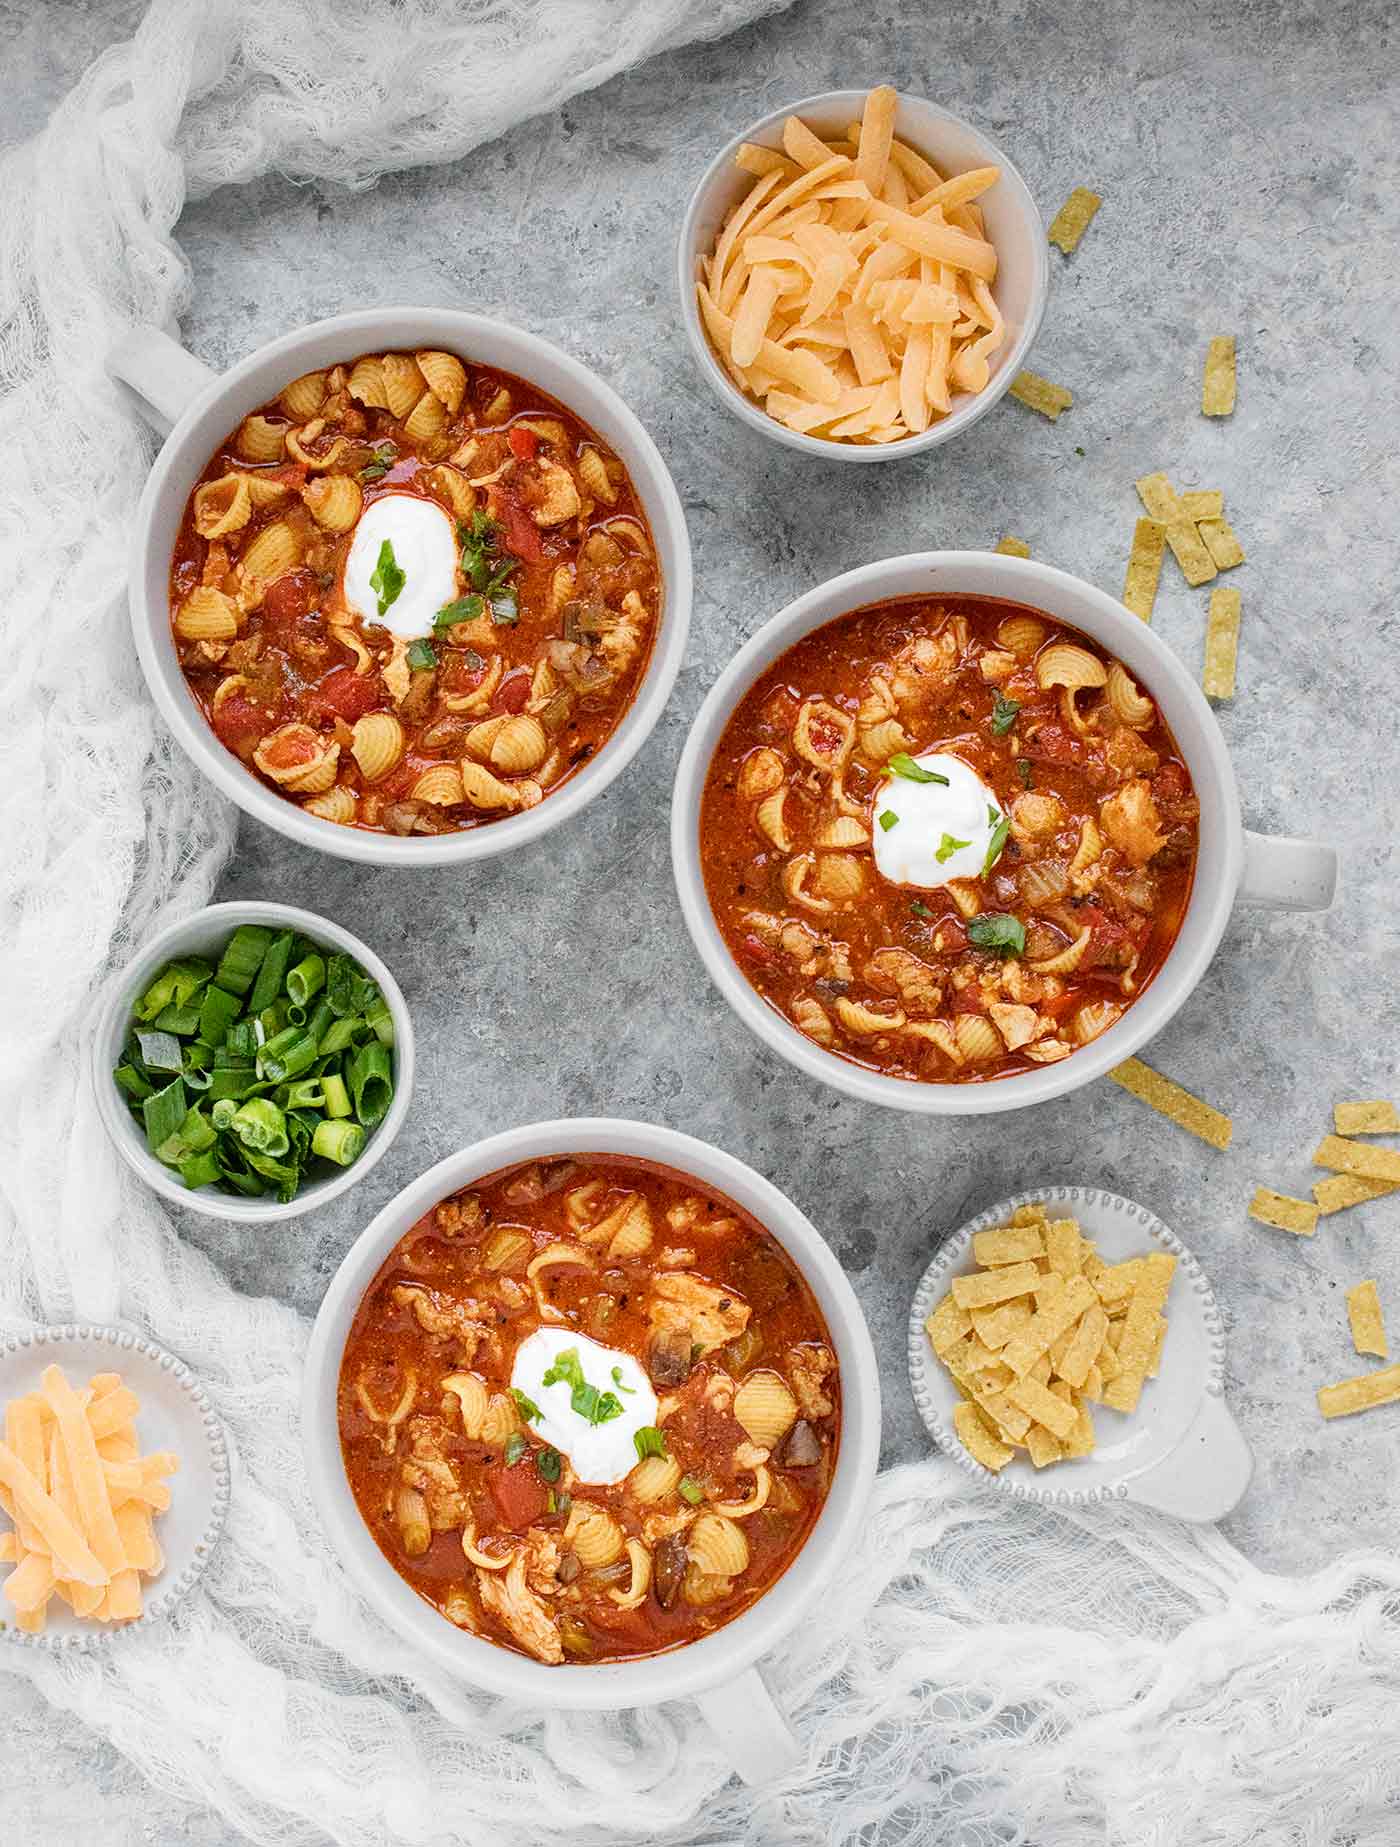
676 87 1050 462
91 899 416 1223
126 306 693 867
300 1116 882 1708
669 550 1244 1115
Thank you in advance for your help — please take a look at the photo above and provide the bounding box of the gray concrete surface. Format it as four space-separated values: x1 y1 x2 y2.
10 0 1400 1838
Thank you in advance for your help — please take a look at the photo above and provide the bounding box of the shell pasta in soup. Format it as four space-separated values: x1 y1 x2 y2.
169 352 660 836
699 595 1199 1083
337 1156 840 1664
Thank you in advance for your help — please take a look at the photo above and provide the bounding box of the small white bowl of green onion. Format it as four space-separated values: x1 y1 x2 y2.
93 902 414 1222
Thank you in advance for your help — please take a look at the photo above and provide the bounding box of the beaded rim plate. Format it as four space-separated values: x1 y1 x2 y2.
907 1186 1253 1524
0 1324 230 1648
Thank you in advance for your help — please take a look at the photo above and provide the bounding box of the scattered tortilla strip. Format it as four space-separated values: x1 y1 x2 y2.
969 1299 1033 1351
994 536 1030 557
1313 1173 1399 1215
952 1400 1014 1472
1135 472 1217 586
1009 370 1073 420
1198 517 1245 571
1047 187 1102 255
1347 1281 1388 1359
1318 1363 1400 1421
1334 1101 1400 1136
1202 335 1236 416
1122 517 1166 621
1001 1276 1097 1378
1249 1186 1319 1237
1179 490 1223 521
1108 1058 1232 1149
1025 1423 1063 1467
1314 1136 1400 1184
1202 588 1241 699
1006 1375 1079 1442
925 1293 972 1357
950 1259 1041 1309
973 1223 1044 1266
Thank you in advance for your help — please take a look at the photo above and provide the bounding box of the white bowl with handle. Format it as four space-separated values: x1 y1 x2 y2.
301 1117 881 1785
670 550 1339 1113
908 1185 1253 1522
678 89 1049 460
106 307 691 866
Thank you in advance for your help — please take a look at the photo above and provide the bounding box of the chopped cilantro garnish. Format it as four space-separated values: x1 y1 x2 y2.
991 692 1021 736
612 1366 635 1395
542 1346 625 1426
1016 758 1033 788
910 901 934 918
358 442 397 482
434 594 486 630
368 539 405 617
982 813 1011 876
935 833 970 864
885 752 949 786
967 913 1026 958
511 1387 541 1423
406 638 437 671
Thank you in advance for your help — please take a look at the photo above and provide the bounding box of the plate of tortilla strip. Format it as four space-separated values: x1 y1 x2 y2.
908 1187 1252 1521
0 1325 229 1646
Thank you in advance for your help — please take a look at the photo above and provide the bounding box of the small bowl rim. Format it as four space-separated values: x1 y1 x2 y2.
125 306 693 867
669 550 1243 1115
91 899 416 1223
676 87 1050 462
300 1116 882 1707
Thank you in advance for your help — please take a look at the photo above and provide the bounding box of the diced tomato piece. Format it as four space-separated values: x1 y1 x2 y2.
211 694 272 752
486 1460 549 1529
260 568 319 626
1039 989 1078 1019
1152 761 1189 804
928 916 968 956
1020 723 1083 765
507 426 539 462
491 486 544 563
491 669 532 715
1081 905 1147 971
952 986 987 1014
306 666 383 723
741 932 776 967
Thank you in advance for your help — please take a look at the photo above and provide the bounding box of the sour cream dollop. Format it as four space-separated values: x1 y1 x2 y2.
342 492 459 639
872 751 1005 889
510 1327 658 1486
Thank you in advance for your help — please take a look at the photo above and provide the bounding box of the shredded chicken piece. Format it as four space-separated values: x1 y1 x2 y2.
401 1417 469 1529
392 1284 494 1364
978 650 1018 684
1000 960 1044 1005
864 947 942 1017
786 1344 836 1419
988 1001 1040 1051
642 1508 697 1544
649 1274 751 1356
434 1195 485 1239
735 1440 771 1470
478 1551 563 1664
522 1526 562 1597
660 1246 696 1267
890 630 959 713
1105 729 1161 777
528 458 582 526
1100 779 1166 868
442 1587 478 1630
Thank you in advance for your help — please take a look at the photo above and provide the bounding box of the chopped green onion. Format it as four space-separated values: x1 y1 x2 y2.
512 1388 542 1423
1016 758 1033 788
321 1073 352 1119
536 1447 562 1484
213 925 271 997
504 1433 527 1466
210 1098 238 1130
878 809 899 832
311 1118 366 1166
611 1366 635 1395
317 1016 358 1057
407 638 437 671
433 594 485 630
541 1346 625 1425
247 931 295 1016
678 1475 705 1506
935 833 970 864
633 1426 667 1462
179 1148 222 1190
286 954 326 1009
982 814 1011 876
910 901 934 919
259 1026 319 1083
141 1076 186 1153
283 1078 325 1110
349 1041 393 1126
230 1097 289 1157
134 957 212 1022
152 1003 201 1036
363 992 394 1048
113 1063 153 1103
884 752 949 786
490 591 519 626
197 981 243 1048
134 1030 183 1073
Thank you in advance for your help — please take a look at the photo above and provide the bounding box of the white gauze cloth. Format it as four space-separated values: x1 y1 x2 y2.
3 2 1400 1842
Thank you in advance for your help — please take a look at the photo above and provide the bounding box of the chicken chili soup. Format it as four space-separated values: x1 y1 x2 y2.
338 1155 840 1665
170 351 659 836
699 594 1199 1083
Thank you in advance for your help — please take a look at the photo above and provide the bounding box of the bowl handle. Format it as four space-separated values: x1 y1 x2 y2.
694 1662 801 1785
1122 1392 1253 1524
106 323 219 435
1238 829 1338 912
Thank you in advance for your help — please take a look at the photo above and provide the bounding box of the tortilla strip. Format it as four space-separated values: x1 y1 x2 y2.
1314 1135 1400 1184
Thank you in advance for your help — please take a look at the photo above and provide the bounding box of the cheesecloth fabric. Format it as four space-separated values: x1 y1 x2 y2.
4 2 1400 1842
